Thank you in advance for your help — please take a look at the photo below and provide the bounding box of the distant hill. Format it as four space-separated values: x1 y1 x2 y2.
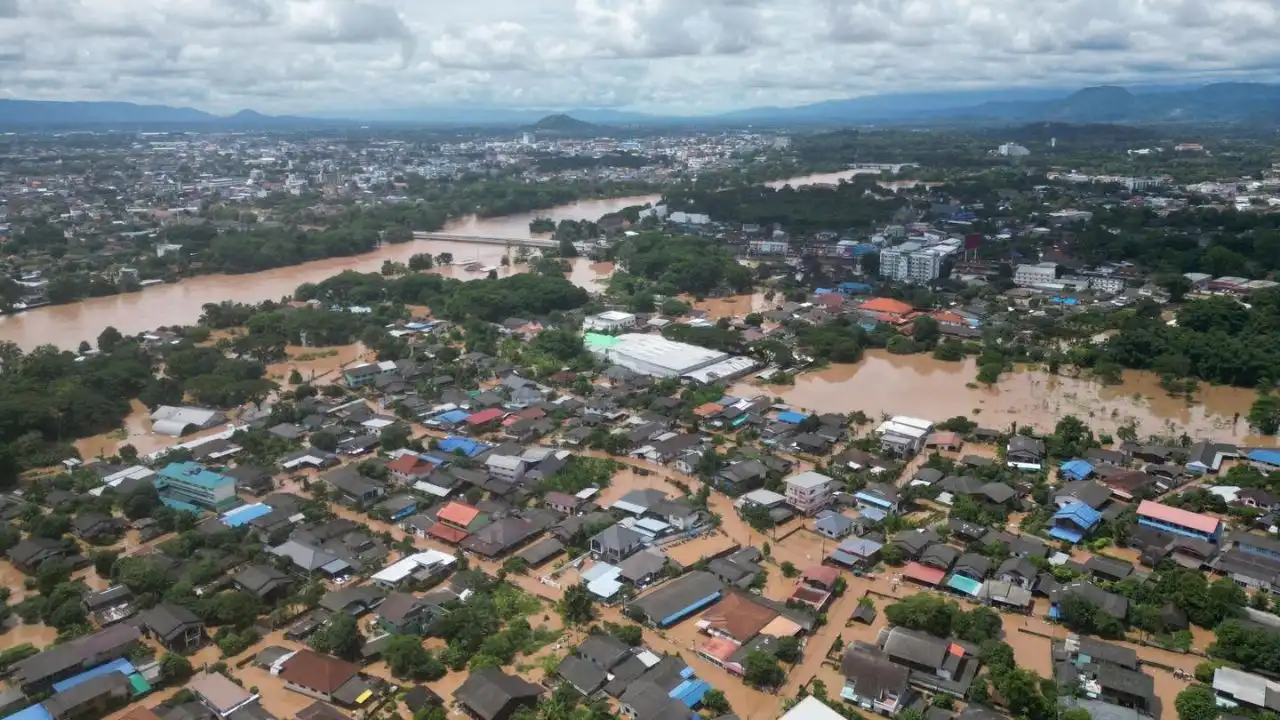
724 82 1280 125
531 113 597 133
0 99 323 128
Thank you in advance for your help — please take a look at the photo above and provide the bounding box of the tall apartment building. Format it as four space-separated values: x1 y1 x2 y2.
879 242 944 283
155 462 240 512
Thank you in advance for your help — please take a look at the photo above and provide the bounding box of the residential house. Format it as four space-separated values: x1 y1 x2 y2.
706 548 765 587
454 668 543 720
386 455 437 484
1054 481 1112 510
139 603 205 652
319 586 387 617
814 510 857 539
1006 436 1046 470
1050 502 1104 545
320 467 386 506
42 672 133 720
1212 666 1280 715
431 502 490 544
225 465 275 495
70 513 124 542
618 549 668 588
715 459 769 494
995 557 1040 591
1052 582 1129 621
232 564 294 603
839 645 913 716
544 492 584 515
785 471 835 515
854 483 902 516
625 571 724 627
829 538 883 569
278 650 370 706
1188 440 1234 474
485 454 527 484
375 593 437 635
8 537 67 572
82 586 135 626
878 627 981 696
591 524 645 563
875 417 934 456
12 624 141 693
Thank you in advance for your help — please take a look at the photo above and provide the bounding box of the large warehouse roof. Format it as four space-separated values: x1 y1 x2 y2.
585 333 729 377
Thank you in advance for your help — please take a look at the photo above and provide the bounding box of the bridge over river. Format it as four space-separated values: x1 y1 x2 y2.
411 231 556 249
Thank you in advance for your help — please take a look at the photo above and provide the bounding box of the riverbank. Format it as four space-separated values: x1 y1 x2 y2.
733 350 1276 445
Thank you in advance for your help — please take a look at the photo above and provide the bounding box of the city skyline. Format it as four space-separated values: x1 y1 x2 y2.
0 0 1277 115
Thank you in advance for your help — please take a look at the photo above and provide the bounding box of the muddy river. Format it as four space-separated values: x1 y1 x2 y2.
0 196 659 350
734 351 1273 445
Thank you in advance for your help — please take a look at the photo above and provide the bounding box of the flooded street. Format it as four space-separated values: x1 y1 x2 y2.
735 351 1271 444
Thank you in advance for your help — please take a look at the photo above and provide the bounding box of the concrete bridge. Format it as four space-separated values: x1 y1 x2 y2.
411 231 556 249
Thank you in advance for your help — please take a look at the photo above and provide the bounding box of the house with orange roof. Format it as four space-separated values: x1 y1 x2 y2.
437 501 489 532
386 454 436 484
694 402 724 419
859 297 914 317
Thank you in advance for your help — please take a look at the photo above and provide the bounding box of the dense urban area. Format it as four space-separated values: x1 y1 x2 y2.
4 118 1280 720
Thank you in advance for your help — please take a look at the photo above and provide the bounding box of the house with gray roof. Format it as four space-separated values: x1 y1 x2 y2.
590 524 645 563
233 564 294 602
139 602 205 652
617 549 667 588
454 667 543 720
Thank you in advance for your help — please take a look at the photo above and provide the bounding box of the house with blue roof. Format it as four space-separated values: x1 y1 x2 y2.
839 281 874 295
777 411 810 425
854 483 901 516
1059 459 1095 482
430 409 471 428
437 436 490 458
1050 502 1103 544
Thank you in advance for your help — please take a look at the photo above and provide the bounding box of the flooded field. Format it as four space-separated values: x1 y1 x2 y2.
736 351 1272 444
266 342 369 387
690 292 775 321
75 399 238 460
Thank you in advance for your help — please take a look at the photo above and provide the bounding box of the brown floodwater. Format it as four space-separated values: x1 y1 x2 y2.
75 398 235 460
0 195 659 350
735 351 1273 444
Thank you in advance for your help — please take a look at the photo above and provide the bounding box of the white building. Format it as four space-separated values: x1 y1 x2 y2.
583 311 637 333
997 143 1031 157
485 453 527 483
879 242 949 283
1087 275 1126 294
150 406 228 436
785 471 835 515
1014 262 1059 287
668 211 710 225
876 416 934 456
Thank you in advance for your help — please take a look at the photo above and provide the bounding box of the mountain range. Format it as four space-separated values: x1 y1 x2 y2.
5 82 1280 129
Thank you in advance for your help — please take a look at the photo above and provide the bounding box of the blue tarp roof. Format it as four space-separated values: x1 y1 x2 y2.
658 591 721 627
1059 460 1094 481
1049 526 1086 544
221 503 272 527
814 288 837 295
946 575 983 596
670 679 711 708
52 658 135 693
434 410 470 424
1054 501 1103 530
777 411 810 424
1249 449 1280 466
438 437 489 457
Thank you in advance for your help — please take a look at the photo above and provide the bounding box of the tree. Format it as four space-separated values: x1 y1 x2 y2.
606 622 643 647
159 653 193 685
380 423 411 451
558 583 594 624
97 326 123 353
1061 709 1092 720
879 543 906 566
774 636 802 663
780 561 798 578
1174 684 1219 720
92 550 119 579
310 430 339 452
384 635 447 681
701 689 731 714
742 649 785 689
1249 394 1280 435
977 363 1002 385
311 613 363 661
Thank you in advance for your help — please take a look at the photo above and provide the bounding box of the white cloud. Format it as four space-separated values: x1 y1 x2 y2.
0 0 1277 115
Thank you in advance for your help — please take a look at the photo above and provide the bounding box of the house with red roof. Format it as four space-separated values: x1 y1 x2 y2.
465 408 505 433
386 454 436 484
859 297 914 317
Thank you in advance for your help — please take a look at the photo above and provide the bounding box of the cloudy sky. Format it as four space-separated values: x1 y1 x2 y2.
1 0 1277 115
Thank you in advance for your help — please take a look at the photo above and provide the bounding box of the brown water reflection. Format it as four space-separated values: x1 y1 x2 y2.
734 351 1273 444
